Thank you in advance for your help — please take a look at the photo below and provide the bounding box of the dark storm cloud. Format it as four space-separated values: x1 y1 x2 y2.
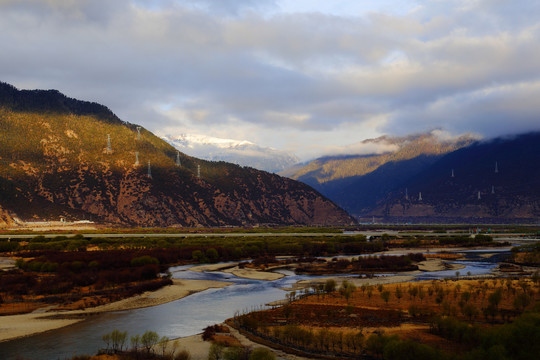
0 0 539 159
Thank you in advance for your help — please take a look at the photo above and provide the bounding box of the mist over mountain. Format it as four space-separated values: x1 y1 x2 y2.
369 132 540 223
282 132 476 211
162 134 299 173
283 131 540 223
0 81 355 227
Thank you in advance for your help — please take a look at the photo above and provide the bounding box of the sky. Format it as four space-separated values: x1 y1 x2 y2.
1 0 540 160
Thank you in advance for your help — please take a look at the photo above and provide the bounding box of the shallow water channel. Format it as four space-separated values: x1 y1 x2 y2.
0 249 507 360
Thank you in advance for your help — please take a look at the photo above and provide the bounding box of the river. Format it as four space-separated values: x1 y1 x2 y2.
0 249 507 360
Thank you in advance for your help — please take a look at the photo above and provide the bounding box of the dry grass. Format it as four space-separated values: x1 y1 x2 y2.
0 301 43 315
212 334 242 347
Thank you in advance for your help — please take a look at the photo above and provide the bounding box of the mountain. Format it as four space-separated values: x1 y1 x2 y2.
370 133 540 223
283 132 477 216
0 82 355 227
162 134 299 173
284 130 540 224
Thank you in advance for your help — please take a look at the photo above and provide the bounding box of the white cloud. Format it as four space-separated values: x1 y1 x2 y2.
1 0 539 161
320 141 400 158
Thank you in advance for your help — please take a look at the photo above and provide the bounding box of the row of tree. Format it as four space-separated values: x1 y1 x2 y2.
101 329 190 360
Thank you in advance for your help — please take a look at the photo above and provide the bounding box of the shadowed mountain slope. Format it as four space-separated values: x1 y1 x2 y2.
285 131 540 223
284 133 475 216
369 133 540 223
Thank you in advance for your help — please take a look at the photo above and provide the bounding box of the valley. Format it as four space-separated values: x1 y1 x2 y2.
0 227 538 359
3 1 540 359
0 84 539 360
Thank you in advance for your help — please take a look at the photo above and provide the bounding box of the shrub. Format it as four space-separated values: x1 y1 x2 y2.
205 248 219 263
248 348 275 360
383 339 442 360
175 349 191 360
131 255 159 267
192 250 207 263
0 241 20 252
324 279 336 293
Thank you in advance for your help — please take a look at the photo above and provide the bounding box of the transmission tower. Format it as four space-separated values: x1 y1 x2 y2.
106 134 112 153
147 161 152 179
176 151 181 167
136 126 142 140
135 152 139 165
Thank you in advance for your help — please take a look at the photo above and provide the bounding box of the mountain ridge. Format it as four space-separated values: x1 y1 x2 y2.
282 132 477 216
284 131 477 185
0 81 124 125
284 130 540 223
369 132 540 223
0 81 355 227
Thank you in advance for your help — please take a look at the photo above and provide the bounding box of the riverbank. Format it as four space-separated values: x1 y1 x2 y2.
0 246 505 346
0 279 232 343
164 325 312 360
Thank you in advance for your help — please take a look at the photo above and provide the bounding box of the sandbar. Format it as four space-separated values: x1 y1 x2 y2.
222 266 285 281
0 279 232 343
190 262 285 281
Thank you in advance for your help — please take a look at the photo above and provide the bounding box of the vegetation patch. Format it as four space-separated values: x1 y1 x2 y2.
231 277 540 359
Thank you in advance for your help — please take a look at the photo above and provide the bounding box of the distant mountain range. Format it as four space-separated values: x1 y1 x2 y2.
162 134 298 173
4 80 536 226
284 132 540 223
0 81 355 227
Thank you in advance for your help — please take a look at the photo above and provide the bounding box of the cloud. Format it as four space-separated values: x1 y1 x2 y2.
319 140 400 158
387 80 540 138
182 0 277 16
0 0 539 160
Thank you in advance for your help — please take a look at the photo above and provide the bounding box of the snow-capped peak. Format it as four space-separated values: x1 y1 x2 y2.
162 133 299 173
166 133 256 149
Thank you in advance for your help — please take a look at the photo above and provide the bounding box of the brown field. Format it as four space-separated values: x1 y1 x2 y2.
296 278 538 319
233 277 540 357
